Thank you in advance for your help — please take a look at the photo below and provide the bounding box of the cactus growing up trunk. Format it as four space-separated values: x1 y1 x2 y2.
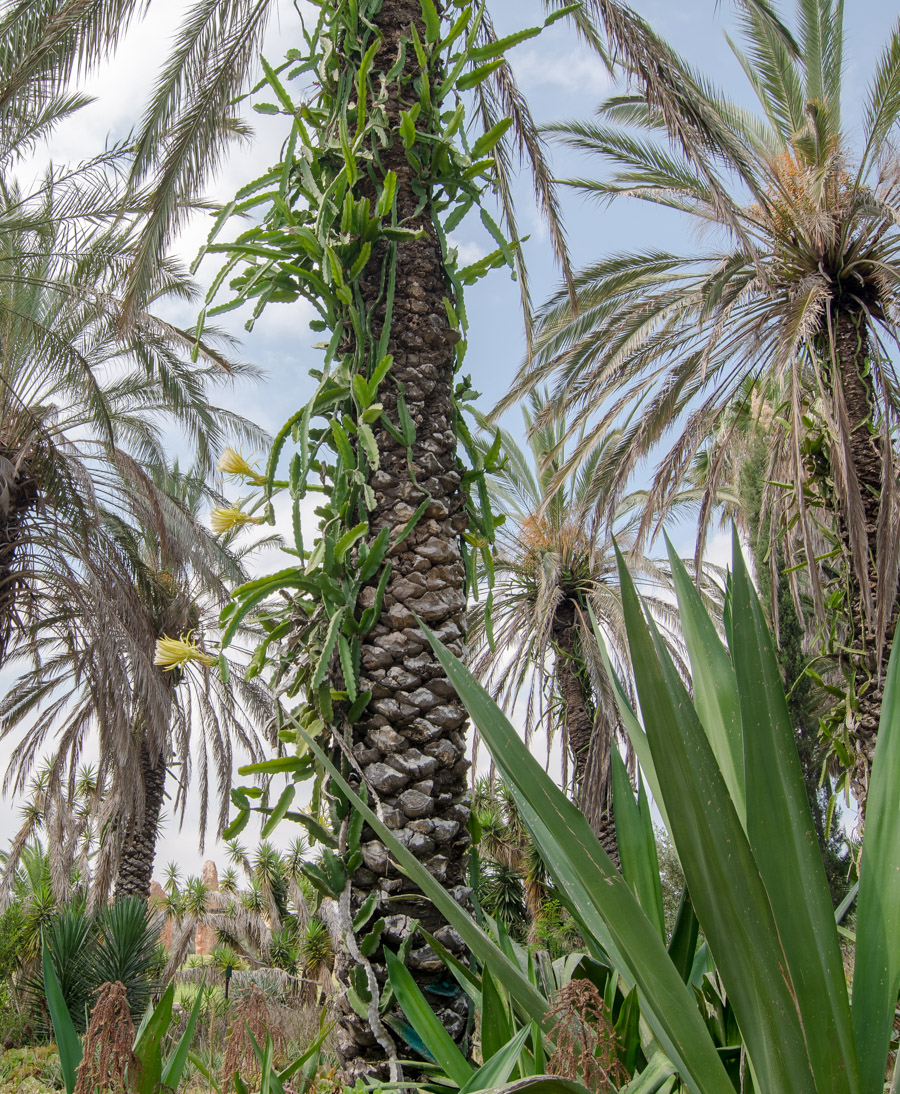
206 0 531 1076
330 0 472 1075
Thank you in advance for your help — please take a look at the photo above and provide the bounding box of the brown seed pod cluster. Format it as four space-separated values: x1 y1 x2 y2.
546 979 628 1093
73 981 139 1094
222 985 271 1088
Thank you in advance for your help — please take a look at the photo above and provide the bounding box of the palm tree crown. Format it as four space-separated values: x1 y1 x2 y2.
470 392 686 845
505 0 900 795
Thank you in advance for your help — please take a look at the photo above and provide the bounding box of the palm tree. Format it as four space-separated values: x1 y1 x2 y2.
470 393 688 861
505 0 900 804
0 763 102 908
0 155 264 671
1 464 276 903
0 0 714 1071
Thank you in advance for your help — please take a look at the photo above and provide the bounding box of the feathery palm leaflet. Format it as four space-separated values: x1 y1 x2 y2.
505 0 900 805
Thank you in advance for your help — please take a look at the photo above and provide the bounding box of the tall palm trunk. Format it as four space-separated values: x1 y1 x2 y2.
0 446 37 667
114 733 169 901
333 0 471 1076
551 598 619 868
832 308 895 802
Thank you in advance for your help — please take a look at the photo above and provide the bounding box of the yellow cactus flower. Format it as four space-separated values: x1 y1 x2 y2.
154 632 218 672
217 448 267 485
210 506 264 535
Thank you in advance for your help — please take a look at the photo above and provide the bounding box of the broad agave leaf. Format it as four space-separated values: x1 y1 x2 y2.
852 611 900 1090
384 946 473 1088
664 535 744 823
728 532 859 1093
291 717 551 1029
289 536 899 1091
160 978 206 1089
476 1082 591 1094
419 630 734 1093
458 1026 532 1093
42 943 82 1094
611 749 665 939
131 982 172 1094
588 605 671 835
615 543 819 1093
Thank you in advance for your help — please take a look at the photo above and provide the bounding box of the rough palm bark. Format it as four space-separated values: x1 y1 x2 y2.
551 597 619 868
114 731 169 900
332 0 471 1075
0 447 37 668
831 309 895 799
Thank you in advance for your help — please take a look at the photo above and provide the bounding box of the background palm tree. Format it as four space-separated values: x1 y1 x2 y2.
1 464 276 903
0 0 731 1072
470 392 689 859
0 763 102 908
0 155 263 670
505 0 900 805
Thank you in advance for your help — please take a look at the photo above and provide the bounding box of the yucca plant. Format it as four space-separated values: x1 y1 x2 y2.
290 532 899 1092
38 897 163 1033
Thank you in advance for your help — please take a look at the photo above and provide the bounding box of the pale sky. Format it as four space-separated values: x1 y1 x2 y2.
1 0 891 877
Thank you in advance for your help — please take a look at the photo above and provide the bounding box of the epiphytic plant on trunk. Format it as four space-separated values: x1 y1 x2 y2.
503 0 900 806
205 0 601 1077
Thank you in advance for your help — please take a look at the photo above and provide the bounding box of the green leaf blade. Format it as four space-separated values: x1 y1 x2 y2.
665 538 745 823
421 626 735 1094
384 947 473 1087
730 532 859 1094
42 943 82 1094
852 628 900 1090
615 546 818 1094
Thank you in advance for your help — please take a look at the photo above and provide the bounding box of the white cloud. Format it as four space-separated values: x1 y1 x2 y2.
510 46 612 99
448 235 487 266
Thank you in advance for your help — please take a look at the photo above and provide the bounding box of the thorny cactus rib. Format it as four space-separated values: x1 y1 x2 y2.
333 0 472 1072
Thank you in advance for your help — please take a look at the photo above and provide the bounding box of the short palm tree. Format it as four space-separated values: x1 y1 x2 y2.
0 763 102 908
470 393 686 859
506 0 900 801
